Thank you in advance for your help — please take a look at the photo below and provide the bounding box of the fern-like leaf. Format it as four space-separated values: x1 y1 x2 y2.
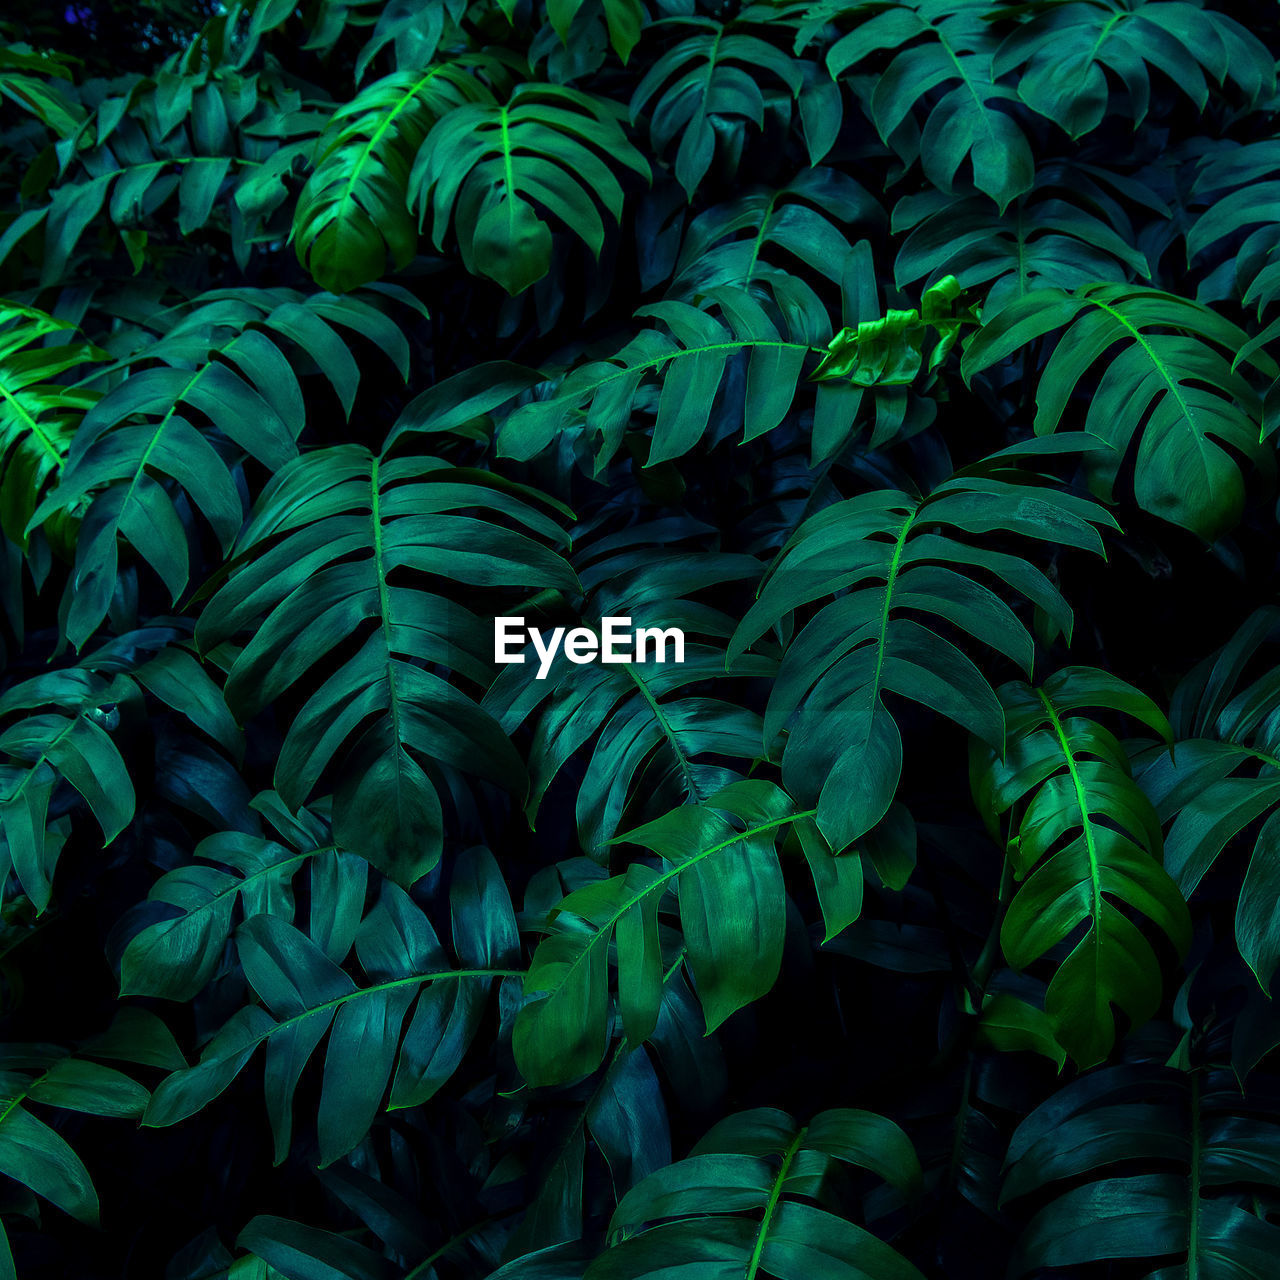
962 283 1276 541
196 443 576 885
974 668 1190 1066
730 439 1114 850
411 82 650 294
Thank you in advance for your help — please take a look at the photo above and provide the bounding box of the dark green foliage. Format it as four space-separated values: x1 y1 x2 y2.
4 1 1280 1278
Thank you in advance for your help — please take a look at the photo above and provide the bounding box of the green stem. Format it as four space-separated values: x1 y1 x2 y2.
745 1127 806 1280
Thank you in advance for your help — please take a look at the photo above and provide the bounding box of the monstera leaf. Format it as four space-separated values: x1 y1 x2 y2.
962 283 1276 541
498 283 834 470
629 17 806 196
146 859 519 1166
515 780 871 1086
0 1011 179 1266
411 82 650 294
815 0 1033 211
485 543 771 856
667 167 883 301
34 288 417 650
7 66 308 282
730 438 1115 851
893 165 1153 315
993 0 1273 140
1005 1063 1280 1276
0 630 246 912
0 666 135 912
293 59 497 294
0 302 104 549
585 1106 923 1280
1133 607 1280 991
1188 140 1280 313
120 791 365 1001
196 442 576 886
972 667 1191 1065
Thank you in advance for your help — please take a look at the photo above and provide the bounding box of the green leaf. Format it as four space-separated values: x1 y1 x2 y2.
293 61 495 293
145 877 519 1165
630 19 805 197
0 667 135 911
412 83 649 294
893 165 1153 315
0 1042 149 1230
515 781 853 1086
120 795 355 1000
962 283 1275 541
1133 608 1280 988
994 0 1274 139
238 1216 394 1280
196 444 575 885
498 284 828 471
731 460 1112 850
826 0 1034 211
588 1106 924 1280
0 303 104 551
35 289 413 648
1006 1065 1280 1277
976 669 1190 1066
485 545 770 854
547 0 646 62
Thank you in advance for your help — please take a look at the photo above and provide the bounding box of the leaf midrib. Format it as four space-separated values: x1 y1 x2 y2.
368 456 407 792
213 967 523 1059
622 659 701 798
1037 688 1103 986
569 338 820 405
334 66 451 227
151 848 324 933
745 1126 806 1280
1086 296 1212 476
868 506 917 711
0 372 66 465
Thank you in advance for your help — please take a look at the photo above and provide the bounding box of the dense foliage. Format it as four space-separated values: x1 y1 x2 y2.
4 0 1280 1275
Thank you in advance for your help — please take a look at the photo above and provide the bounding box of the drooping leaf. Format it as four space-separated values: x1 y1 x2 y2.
974 667 1190 1065
412 82 650 294
630 17 806 196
